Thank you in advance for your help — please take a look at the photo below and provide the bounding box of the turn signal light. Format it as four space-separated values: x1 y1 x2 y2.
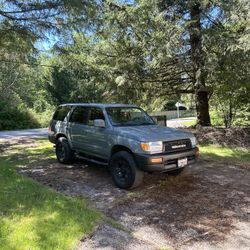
141 143 150 151
150 157 163 164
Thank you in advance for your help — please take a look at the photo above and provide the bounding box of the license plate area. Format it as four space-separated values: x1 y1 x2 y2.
178 157 188 168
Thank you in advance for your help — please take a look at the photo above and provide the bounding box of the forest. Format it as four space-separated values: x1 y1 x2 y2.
0 0 249 130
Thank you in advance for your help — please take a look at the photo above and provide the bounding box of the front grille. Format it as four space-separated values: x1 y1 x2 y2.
163 139 192 153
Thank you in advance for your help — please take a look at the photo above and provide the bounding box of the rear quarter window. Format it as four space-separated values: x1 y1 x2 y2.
53 106 71 121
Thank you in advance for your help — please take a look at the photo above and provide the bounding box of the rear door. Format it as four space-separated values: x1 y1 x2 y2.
68 106 90 151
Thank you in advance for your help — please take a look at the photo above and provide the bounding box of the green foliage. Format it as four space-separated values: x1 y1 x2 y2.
0 139 101 250
209 110 224 127
0 60 54 130
30 108 55 128
199 145 250 164
0 0 249 129
0 0 99 50
0 101 40 130
164 100 178 111
233 106 250 127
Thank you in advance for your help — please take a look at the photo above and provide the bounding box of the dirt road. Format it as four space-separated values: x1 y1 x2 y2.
1 135 249 250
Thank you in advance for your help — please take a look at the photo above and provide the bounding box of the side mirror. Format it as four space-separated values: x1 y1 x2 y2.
94 119 106 128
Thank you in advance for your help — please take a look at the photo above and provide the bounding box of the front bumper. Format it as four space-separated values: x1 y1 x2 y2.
134 147 199 173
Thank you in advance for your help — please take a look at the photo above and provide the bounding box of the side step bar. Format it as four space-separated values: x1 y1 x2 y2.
76 154 108 166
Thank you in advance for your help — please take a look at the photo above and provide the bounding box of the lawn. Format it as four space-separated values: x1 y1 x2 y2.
199 144 250 164
180 119 197 127
0 139 101 250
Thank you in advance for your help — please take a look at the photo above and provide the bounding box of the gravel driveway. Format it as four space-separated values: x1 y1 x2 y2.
21 160 250 250
18 150 250 249
1 134 249 250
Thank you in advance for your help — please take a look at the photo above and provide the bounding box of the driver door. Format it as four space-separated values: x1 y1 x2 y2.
82 107 110 159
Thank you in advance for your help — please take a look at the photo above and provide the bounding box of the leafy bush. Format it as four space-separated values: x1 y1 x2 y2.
30 108 55 128
210 110 224 126
210 108 250 127
0 102 40 130
233 106 250 127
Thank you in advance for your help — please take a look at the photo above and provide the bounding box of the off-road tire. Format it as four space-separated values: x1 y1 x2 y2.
109 151 143 189
55 137 74 164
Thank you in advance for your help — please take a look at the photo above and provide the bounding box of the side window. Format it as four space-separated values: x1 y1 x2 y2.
53 106 71 121
69 107 89 124
88 108 105 126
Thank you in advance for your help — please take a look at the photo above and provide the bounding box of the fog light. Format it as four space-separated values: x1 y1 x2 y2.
150 157 163 164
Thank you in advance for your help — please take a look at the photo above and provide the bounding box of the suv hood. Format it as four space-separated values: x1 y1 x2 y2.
114 125 194 142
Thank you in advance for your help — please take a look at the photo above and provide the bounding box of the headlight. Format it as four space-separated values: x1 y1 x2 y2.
141 141 163 154
190 137 197 148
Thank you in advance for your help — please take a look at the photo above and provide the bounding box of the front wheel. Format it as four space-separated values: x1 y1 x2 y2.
55 137 74 164
109 151 143 189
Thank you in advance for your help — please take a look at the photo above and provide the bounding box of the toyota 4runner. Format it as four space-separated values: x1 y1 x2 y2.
48 103 199 189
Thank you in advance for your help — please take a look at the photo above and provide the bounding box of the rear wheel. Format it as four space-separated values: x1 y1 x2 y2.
56 137 74 164
110 151 143 189
167 168 184 176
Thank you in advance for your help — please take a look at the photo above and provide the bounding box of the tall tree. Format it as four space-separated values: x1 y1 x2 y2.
188 2 211 125
0 0 99 107
92 0 249 126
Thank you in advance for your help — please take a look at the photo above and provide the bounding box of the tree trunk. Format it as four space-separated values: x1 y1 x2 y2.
196 89 211 126
189 3 211 126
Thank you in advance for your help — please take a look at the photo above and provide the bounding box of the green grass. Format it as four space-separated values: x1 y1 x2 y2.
0 140 101 250
180 119 197 127
199 144 250 164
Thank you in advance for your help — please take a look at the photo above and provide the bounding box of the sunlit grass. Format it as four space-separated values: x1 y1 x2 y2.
0 139 101 250
25 141 56 160
199 144 250 164
180 120 197 127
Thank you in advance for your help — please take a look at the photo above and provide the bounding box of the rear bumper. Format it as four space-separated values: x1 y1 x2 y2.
48 133 56 143
134 147 199 173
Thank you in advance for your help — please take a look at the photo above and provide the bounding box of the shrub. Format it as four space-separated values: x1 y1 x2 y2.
210 110 224 126
0 102 40 130
30 108 55 128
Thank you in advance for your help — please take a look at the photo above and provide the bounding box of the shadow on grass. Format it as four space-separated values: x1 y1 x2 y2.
0 156 101 250
199 144 250 165
2 137 250 249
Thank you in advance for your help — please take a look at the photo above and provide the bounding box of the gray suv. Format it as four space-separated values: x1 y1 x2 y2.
48 103 198 189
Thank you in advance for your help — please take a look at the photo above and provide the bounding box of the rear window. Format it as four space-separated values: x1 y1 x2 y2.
53 106 71 121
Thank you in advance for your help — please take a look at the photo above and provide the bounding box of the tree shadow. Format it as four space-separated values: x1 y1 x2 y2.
3 137 250 249
21 157 250 248
109 162 250 248
0 156 101 250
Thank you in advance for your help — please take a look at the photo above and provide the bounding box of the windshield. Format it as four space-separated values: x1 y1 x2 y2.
106 107 155 126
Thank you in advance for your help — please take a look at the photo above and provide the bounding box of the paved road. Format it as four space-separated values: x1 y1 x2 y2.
0 128 48 138
0 118 195 139
167 117 196 128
